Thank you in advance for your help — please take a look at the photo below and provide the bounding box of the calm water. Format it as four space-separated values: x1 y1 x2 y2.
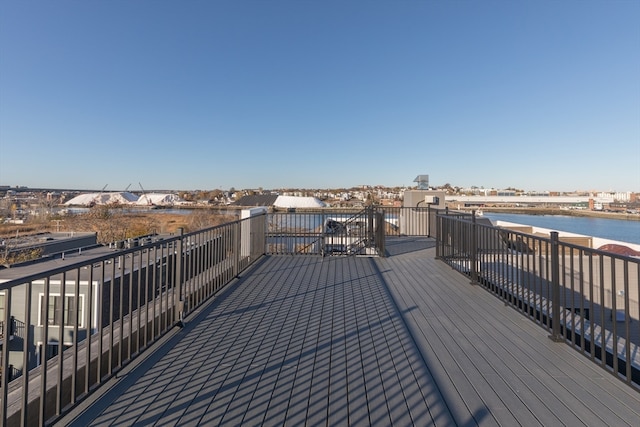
59 207 640 245
483 212 640 245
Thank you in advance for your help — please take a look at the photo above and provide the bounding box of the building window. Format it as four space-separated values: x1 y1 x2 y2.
38 294 84 328
0 293 5 322
0 293 5 337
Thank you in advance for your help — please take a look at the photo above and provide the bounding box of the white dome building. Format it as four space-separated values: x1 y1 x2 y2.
65 192 139 206
135 193 184 206
273 196 326 209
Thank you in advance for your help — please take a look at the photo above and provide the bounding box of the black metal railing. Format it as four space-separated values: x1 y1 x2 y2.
266 206 435 256
267 208 380 256
0 213 267 426
0 206 437 425
436 211 640 390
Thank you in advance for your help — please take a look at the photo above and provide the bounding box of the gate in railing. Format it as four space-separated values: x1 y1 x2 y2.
436 211 640 391
267 207 384 256
266 206 436 256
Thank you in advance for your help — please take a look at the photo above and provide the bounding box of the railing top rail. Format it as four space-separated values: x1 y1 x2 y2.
439 212 640 263
0 215 264 291
0 235 180 290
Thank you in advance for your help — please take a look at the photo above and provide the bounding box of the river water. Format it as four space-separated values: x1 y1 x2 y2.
61 207 640 245
483 212 640 245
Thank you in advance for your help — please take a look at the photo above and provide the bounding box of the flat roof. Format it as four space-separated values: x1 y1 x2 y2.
0 245 115 282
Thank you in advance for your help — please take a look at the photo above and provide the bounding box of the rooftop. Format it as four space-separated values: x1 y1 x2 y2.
59 238 640 426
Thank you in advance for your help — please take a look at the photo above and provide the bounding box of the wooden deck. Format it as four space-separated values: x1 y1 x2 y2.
59 238 640 426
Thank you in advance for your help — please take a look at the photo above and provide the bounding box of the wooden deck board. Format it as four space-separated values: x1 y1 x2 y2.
59 238 640 427
377 238 640 426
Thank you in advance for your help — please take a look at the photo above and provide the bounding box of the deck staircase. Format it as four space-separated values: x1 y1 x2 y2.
321 207 383 256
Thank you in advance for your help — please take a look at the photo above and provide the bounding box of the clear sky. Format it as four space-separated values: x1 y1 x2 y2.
1 0 638 192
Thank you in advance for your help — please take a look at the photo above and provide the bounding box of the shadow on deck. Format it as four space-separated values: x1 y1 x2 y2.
58 238 640 426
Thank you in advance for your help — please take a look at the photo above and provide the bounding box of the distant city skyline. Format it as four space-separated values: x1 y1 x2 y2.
1 1 639 192
1 183 637 195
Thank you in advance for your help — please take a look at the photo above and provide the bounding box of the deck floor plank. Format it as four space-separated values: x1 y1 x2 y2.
377 238 640 426
61 238 640 427
384 257 561 426
396 262 564 425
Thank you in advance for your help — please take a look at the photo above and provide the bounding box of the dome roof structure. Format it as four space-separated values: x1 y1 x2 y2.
64 192 139 206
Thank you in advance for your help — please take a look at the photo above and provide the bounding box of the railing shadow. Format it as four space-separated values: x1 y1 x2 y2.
65 253 468 426
368 257 490 427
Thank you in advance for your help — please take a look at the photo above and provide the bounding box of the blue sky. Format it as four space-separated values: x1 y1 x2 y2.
1 1 638 192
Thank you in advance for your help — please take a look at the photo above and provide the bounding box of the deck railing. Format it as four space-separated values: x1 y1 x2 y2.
10 205 636 423
0 213 267 426
267 207 384 256
2 205 633 424
436 211 640 390
266 206 435 255
0 206 436 425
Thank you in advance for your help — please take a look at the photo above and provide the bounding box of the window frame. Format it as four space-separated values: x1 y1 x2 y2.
37 293 85 329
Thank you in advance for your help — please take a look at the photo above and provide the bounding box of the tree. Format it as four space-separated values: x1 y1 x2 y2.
0 247 43 266
187 211 235 232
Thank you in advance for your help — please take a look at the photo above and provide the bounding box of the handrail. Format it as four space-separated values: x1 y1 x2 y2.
266 206 435 256
0 207 439 424
436 211 640 390
0 213 267 426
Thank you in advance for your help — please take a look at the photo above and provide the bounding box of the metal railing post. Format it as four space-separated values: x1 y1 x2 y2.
175 228 184 324
377 209 386 257
321 211 326 257
470 210 478 285
435 211 444 259
262 212 268 256
234 220 240 276
0 287 11 422
443 207 449 259
549 231 563 342
367 206 374 247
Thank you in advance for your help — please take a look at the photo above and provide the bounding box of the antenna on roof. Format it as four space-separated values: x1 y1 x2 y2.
139 182 152 206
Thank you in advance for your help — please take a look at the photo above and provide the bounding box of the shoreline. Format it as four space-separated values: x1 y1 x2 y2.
58 204 640 222
468 207 640 222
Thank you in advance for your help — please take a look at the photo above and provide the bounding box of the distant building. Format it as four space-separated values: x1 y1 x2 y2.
413 175 429 190
64 192 184 207
597 191 632 202
232 194 279 207
233 195 326 209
